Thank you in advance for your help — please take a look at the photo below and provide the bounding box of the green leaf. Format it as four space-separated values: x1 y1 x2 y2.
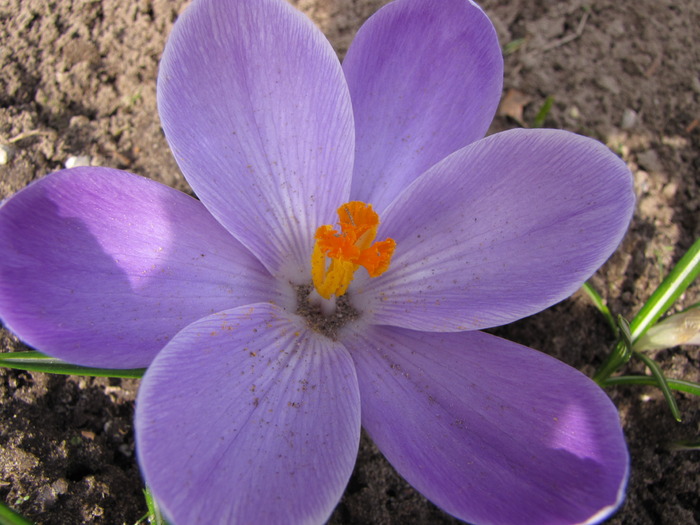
633 350 682 422
0 351 145 378
532 95 554 128
618 315 633 351
669 440 700 451
581 281 618 336
503 38 525 55
140 487 169 525
594 238 700 383
629 237 700 343
0 500 33 525
602 375 700 397
594 316 633 384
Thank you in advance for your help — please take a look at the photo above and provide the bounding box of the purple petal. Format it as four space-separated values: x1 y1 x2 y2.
343 324 629 525
353 129 635 331
158 0 354 279
136 303 361 525
0 168 276 368
343 0 503 212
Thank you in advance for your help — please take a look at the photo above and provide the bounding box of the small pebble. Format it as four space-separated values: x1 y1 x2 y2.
51 478 69 495
637 149 662 173
65 155 91 169
662 182 678 199
0 143 15 165
621 108 638 129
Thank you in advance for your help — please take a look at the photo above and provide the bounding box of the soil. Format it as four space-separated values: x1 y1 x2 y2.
1 0 698 524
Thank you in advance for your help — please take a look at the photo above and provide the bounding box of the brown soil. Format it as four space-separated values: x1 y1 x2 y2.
1 0 698 524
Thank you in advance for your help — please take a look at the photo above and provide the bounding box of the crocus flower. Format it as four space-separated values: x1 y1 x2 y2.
0 0 635 523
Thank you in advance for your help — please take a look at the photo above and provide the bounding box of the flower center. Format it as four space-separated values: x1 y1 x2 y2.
294 284 359 339
311 201 396 300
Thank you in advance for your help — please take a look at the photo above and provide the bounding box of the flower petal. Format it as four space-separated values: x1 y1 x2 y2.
343 0 503 212
158 0 354 278
355 129 635 331
0 168 276 369
343 325 629 525
136 303 361 525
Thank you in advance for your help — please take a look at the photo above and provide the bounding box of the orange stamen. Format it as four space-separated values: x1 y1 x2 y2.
311 201 396 299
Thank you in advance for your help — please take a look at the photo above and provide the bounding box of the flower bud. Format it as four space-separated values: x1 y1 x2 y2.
634 307 700 351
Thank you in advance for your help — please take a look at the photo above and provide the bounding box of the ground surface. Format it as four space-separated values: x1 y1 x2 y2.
0 0 698 523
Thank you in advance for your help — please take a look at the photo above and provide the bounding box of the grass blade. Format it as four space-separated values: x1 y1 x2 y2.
0 501 33 525
0 351 145 378
581 281 618 336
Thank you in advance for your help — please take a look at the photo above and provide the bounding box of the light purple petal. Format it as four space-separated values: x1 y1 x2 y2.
136 303 361 525
0 168 276 369
343 0 503 212
343 324 629 525
158 0 354 279
353 129 635 331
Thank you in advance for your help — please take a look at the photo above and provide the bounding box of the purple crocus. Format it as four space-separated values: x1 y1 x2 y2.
0 0 634 523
